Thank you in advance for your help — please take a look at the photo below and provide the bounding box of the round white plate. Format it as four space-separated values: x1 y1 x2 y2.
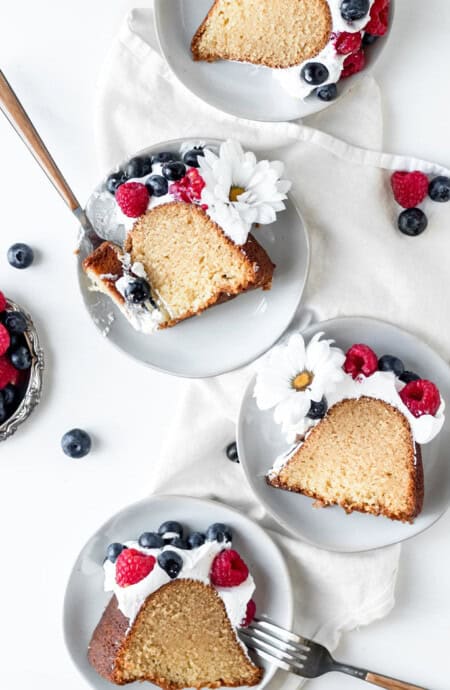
78 138 309 378
154 0 394 122
237 316 450 553
63 494 293 690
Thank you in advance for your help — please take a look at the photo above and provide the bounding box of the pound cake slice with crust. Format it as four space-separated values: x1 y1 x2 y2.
191 0 332 68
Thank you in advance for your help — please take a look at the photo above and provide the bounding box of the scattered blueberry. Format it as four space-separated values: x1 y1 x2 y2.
157 550 183 578
362 33 379 46
106 172 126 195
10 346 32 370
183 148 205 168
2 384 16 407
400 371 421 384
378 355 405 377
206 523 232 543
428 176 450 203
170 537 191 550
4 312 27 334
307 397 328 420
61 428 92 458
316 84 337 102
138 532 165 549
152 151 179 165
226 441 239 463
146 174 169 197
7 243 34 269
158 521 183 540
398 208 428 236
187 532 206 548
301 62 329 86
162 161 186 181
106 543 126 563
340 0 370 22
125 156 152 179
124 278 151 304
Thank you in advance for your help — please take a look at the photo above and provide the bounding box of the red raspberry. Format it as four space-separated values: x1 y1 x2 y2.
115 182 150 218
341 49 366 78
400 380 441 418
0 356 19 389
344 344 378 379
334 31 362 55
241 599 256 627
0 292 6 312
170 168 206 205
115 548 156 587
390 171 429 209
0 324 10 356
366 0 390 36
210 549 249 587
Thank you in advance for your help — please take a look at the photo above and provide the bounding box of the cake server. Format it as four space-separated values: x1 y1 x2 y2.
0 70 102 251
239 617 427 690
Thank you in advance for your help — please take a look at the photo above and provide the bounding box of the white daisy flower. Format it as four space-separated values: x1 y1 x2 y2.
198 140 291 246
254 332 346 443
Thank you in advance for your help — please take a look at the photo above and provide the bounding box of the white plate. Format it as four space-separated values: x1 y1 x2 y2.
63 494 293 690
237 316 450 553
78 138 309 378
154 0 394 122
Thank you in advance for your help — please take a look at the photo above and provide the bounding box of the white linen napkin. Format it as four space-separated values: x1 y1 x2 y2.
94 8 450 688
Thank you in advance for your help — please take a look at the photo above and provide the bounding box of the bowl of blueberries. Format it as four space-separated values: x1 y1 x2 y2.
0 292 44 441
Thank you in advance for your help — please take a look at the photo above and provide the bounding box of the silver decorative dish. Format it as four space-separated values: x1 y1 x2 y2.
0 299 44 442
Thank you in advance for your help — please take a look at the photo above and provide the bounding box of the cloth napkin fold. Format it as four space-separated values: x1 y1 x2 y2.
95 7 450 688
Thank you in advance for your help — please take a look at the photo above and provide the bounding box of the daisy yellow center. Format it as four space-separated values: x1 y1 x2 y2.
229 186 245 202
292 370 313 391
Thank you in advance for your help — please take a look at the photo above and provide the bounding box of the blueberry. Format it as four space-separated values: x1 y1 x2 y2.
170 537 191 550
183 148 205 168
398 208 428 236
157 550 183 579
316 84 338 102
124 278 151 304
106 543 126 563
158 521 183 540
146 175 169 197
2 384 16 406
206 523 232 543
362 32 379 46
187 532 206 548
0 398 7 424
428 176 450 203
400 371 421 384
226 441 239 463
125 156 152 179
106 172 126 195
10 346 32 370
138 532 165 549
152 151 179 165
7 243 34 269
378 355 405 377
7 333 20 352
3 312 27 334
161 161 186 181
301 62 329 86
61 428 92 458
340 0 370 22
307 397 328 420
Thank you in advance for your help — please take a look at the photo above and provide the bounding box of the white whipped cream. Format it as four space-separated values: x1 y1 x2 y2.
104 539 255 629
114 255 165 334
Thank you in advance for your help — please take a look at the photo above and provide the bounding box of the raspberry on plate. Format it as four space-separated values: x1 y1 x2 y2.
366 0 390 37
0 356 19 389
341 49 366 79
241 599 256 627
391 171 429 209
400 380 441 418
115 548 156 587
333 31 362 55
116 182 150 218
0 292 6 313
210 549 249 587
0 324 10 356
344 344 378 379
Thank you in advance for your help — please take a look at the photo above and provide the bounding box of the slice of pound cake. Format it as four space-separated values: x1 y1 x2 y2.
254 334 445 522
88 521 262 688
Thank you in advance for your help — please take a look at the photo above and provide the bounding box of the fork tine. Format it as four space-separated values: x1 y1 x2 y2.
244 624 308 660
238 630 305 672
239 643 297 674
252 617 312 650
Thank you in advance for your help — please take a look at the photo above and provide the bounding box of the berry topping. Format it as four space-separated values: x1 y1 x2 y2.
162 161 187 182
241 599 256 627
226 441 239 463
365 0 389 36
116 548 156 587
400 380 441 418
138 532 165 549
106 543 126 563
341 49 366 78
316 84 338 102
344 344 378 379
429 176 450 203
187 532 206 548
307 397 328 420
3 311 27 334
378 355 405 377
157 550 183 579
362 32 379 45
2 384 16 406
340 0 370 22
146 174 169 198
61 428 92 458
398 208 428 237
400 371 421 384
7 243 34 269
391 171 428 209
152 151 179 165
170 537 191 550
210 549 249 587
301 62 329 86
116 182 150 218
10 346 31 370
106 172 126 195
125 156 152 180
0 356 18 389
0 324 10 356
158 521 183 540
183 147 205 168
206 523 232 543
124 278 151 304
334 31 362 55
170 168 206 205
0 292 6 313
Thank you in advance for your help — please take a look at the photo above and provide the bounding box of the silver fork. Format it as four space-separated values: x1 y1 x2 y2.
239 618 427 690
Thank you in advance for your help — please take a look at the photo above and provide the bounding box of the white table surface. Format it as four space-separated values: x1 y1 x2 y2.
1 1 449 689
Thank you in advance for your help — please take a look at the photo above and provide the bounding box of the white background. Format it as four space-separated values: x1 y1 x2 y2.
1 1 449 689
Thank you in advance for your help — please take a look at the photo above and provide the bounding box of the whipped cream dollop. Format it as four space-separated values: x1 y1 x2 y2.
104 539 255 629
114 254 165 334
